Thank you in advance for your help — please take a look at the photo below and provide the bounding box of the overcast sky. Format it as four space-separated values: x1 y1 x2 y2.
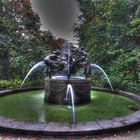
30 0 80 42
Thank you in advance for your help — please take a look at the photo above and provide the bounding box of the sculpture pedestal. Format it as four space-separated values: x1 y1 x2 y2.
44 76 91 105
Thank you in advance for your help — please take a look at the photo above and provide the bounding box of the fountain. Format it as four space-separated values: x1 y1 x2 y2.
0 0 140 137
19 40 115 123
17 0 115 125
0 41 140 137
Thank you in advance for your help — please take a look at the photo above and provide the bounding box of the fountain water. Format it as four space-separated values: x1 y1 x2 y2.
90 64 113 91
20 61 45 88
90 64 114 103
65 84 76 123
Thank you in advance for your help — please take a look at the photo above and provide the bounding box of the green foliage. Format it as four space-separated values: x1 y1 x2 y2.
77 0 140 93
130 18 140 25
0 0 54 81
0 79 21 90
0 0 139 93
0 76 44 90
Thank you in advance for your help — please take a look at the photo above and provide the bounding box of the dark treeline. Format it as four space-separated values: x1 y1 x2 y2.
76 0 140 93
0 0 55 82
0 0 140 93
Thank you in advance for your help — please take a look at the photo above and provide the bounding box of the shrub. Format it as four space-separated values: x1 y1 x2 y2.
0 79 21 90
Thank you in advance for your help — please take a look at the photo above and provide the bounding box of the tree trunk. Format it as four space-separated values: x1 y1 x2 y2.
0 48 10 80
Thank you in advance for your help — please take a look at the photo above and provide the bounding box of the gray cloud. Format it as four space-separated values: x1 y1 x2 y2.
30 0 80 41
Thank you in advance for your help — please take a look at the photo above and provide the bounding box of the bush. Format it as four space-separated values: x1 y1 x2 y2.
0 78 45 90
91 75 140 94
77 0 140 94
0 79 22 90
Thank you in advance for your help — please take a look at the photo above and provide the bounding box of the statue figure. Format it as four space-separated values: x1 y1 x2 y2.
44 40 91 79
44 50 65 78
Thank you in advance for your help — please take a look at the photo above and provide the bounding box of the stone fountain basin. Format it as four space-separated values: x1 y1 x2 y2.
0 87 140 136
45 76 91 104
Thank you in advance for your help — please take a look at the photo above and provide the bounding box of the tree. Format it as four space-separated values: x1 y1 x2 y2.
0 0 54 80
0 0 18 79
77 0 140 92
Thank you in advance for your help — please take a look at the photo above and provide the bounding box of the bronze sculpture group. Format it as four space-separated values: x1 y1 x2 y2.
44 41 91 79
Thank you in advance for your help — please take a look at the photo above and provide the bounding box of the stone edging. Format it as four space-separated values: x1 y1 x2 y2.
0 87 140 136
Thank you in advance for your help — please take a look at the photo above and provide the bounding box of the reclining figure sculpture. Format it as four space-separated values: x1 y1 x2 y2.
44 41 91 79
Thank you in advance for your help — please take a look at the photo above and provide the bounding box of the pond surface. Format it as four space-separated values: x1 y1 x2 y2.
0 90 139 123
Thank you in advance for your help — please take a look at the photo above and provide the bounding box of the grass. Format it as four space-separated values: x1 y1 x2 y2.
0 90 139 123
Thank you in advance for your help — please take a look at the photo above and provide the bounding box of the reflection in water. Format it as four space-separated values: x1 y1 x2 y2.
0 90 137 122
31 92 46 122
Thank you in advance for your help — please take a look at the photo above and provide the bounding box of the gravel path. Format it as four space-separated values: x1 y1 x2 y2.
0 127 140 140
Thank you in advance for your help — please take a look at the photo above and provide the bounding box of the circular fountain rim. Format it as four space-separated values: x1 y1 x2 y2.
0 87 140 136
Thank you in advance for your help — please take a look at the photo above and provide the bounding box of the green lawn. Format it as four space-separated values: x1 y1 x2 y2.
0 90 139 123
